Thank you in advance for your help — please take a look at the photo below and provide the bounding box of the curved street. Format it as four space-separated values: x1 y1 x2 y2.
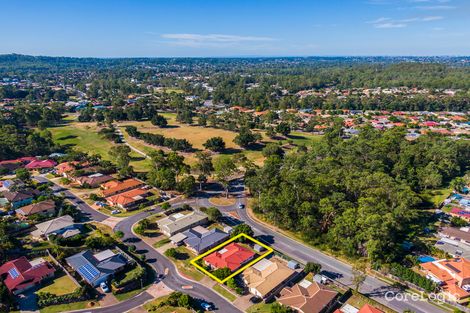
38 175 446 313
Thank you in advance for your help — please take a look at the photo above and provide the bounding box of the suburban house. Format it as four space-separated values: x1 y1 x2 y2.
25 159 57 170
157 211 208 237
203 242 255 271
242 257 298 300
2 189 39 208
449 208 470 221
66 249 128 287
75 173 114 188
181 226 229 254
100 178 144 197
15 199 55 219
420 257 470 303
439 227 470 245
56 161 78 177
105 188 151 210
1 179 25 191
277 279 338 313
0 157 37 173
0 256 55 295
31 215 79 240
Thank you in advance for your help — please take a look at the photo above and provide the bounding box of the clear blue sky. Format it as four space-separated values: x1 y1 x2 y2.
1 0 469 57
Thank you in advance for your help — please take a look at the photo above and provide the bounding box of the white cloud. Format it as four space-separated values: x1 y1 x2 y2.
415 5 456 9
375 22 408 28
368 15 443 28
160 33 275 48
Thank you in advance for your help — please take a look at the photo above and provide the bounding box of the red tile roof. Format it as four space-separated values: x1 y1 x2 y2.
106 188 149 207
203 242 255 271
358 304 384 313
0 257 55 293
101 178 144 197
25 159 57 169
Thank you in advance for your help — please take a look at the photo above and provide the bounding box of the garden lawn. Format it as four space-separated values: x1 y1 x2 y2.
37 274 77 296
168 247 205 281
39 301 96 313
213 284 236 302
246 302 278 313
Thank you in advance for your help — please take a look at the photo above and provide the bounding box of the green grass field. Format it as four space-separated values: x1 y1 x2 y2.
119 113 322 166
48 122 152 172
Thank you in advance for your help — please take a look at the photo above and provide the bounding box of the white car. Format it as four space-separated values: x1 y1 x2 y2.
111 209 121 215
100 282 110 293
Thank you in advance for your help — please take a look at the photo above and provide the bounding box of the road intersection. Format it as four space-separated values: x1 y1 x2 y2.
37 175 447 313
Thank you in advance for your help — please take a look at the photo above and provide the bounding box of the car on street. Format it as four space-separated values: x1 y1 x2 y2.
200 301 214 311
238 204 245 209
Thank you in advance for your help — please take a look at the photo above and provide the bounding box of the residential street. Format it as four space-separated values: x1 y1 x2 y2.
36 175 445 313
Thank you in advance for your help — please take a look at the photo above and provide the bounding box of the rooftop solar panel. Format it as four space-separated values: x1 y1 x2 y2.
77 264 100 282
445 263 461 273
8 268 19 279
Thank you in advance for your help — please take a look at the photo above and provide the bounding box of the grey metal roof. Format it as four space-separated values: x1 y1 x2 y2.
183 227 229 254
65 249 127 285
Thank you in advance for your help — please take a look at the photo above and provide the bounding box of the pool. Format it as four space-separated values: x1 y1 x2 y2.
418 255 436 263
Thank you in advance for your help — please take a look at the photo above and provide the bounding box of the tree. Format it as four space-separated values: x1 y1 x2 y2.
450 216 468 227
262 143 284 158
213 156 237 197
352 265 367 292
231 224 254 238
15 168 31 181
194 152 214 190
451 177 467 193
226 277 244 294
109 145 133 177
304 262 322 274
206 207 222 222
213 267 231 280
203 137 226 152
165 248 178 259
276 122 291 136
177 175 196 196
233 128 261 147
151 114 168 127
114 230 124 239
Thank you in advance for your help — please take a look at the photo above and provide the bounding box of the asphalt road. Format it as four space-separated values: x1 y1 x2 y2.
113 210 241 313
36 176 240 313
194 179 447 313
36 175 445 313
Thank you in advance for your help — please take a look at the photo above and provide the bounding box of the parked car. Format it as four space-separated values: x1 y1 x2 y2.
100 282 110 293
200 301 214 311
111 209 121 215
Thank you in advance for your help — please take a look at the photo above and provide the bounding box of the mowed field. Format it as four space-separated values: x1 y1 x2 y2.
119 113 322 166
48 121 152 172
49 113 322 170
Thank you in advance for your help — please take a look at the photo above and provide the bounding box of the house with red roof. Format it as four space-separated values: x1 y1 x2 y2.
25 159 57 170
106 188 151 210
203 242 255 271
0 256 55 295
421 257 470 303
